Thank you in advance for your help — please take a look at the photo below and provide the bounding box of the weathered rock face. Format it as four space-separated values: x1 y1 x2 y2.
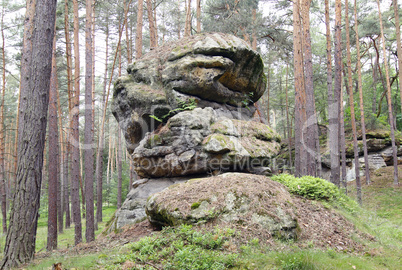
146 173 299 240
133 107 281 178
108 177 188 230
112 33 281 230
112 33 266 152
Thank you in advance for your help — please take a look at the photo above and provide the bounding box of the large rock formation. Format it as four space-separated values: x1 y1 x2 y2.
112 32 266 153
112 33 280 229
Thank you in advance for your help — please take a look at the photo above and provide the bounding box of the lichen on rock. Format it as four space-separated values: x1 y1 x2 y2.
145 173 299 240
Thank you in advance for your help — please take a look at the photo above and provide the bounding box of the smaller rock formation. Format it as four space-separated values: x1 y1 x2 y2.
146 173 299 240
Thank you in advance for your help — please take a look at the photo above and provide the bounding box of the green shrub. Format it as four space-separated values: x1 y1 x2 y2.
271 174 341 201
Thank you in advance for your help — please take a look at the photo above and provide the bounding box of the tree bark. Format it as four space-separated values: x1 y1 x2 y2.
146 0 157 49
377 0 399 186
64 0 72 229
56 80 64 233
71 0 82 245
0 4 7 234
293 0 307 177
285 64 292 172
47 30 59 251
345 0 362 204
301 0 320 177
393 0 402 120
327 0 340 186
196 0 201 33
184 0 192 36
117 127 122 209
354 0 370 185
96 12 109 224
136 0 144 59
84 0 95 243
0 0 57 267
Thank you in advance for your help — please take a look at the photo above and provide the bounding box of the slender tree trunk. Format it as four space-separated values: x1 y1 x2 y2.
340 77 348 193
146 0 157 49
184 0 192 36
345 0 362 204
266 62 271 126
0 0 57 267
106 136 112 187
0 4 7 234
252 8 257 50
64 135 71 228
96 13 109 224
71 0 82 245
117 128 122 209
285 64 292 172
196 0 201 33
177 0 181 39
84 0 95 243
293 0 307 177
354 0 370 185
56 83 64 233
136 0 144 59
47 30 59 251
393 0 402 119
301 0 320 177
326 0 340 186
371 46 379 117
64 0 72 229
377 0 399 186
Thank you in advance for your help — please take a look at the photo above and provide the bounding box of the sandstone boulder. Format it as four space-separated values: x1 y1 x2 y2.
132 107 281 178
146 173 299 240
112 33 266 152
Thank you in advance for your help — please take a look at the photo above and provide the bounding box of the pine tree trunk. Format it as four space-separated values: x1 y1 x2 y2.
64 0 72 229
326 0 340 186
0 0 57 267
345 0 362 204
84 0 95 243
0 5 7 235
301 0 320 177
56 84 64 233
266 62 271 126
285 64 292 172
96 13 109 224
340 82 348 193
354 0 370 185
117 128 122 209
184 0 192 36
293 0 307 177
146 0 157 49
136 0 144 59
252 8 257 50
377 0 399 186
394 0 402 120
47 30 59 251
196 0 201 33
71 0 82 245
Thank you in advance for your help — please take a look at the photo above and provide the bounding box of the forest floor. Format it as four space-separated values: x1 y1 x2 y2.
9 165 402 269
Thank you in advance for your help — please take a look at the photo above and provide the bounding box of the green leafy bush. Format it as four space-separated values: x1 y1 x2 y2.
271 174 340 201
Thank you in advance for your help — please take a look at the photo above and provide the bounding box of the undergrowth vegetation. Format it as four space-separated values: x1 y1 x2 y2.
5 170 401 269
103 225 239 269
271 173 342 201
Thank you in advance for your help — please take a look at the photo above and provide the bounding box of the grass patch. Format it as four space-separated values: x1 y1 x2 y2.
101 224 239 269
